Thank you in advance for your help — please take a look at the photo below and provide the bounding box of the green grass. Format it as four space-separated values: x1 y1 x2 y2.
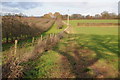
22 21 68 78
45 23 67 34
4 19 119 78
65 20 118 35
74 27 118 35
23 19 119 78
53 34 118 77
23 22 68 78
23 50 61 78
65 19 118 26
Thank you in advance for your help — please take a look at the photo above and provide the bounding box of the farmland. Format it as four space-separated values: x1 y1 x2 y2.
23 19 119 78
1 1 120 79
2 18 119 78
67 20 118 35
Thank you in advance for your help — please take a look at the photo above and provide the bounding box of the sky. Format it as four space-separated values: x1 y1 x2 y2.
1 0 120 16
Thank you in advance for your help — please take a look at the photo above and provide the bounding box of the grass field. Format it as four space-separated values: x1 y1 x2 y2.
23 19 119 78
52 34 118 78
24 34 118 78
74 27 118 35
67 19 118 35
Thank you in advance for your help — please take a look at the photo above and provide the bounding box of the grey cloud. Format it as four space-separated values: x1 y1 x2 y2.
2 7 21 13
44 2 89 8
2 2 42 10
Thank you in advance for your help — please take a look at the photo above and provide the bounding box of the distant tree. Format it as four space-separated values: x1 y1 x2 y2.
86 15 91 19
70 14 82 19
109 13 117 19
62 11 118 19
101 11 118 19
95 14 101 19
101 11 111 19
62 14 68 20
118 14 120 19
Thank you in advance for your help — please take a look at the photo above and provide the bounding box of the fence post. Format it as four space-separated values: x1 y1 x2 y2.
14 40 18 55
44 38 47 47
32 37 35 45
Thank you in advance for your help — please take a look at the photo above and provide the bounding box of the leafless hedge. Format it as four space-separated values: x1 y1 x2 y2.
77 23 119 26
2 15 55 43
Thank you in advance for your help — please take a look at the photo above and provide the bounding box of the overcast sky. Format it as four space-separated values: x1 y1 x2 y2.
1 0 119 16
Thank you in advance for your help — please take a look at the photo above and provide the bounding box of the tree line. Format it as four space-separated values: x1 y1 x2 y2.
62 11 119 20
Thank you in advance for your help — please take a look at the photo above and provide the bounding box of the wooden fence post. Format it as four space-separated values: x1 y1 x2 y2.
32 37 35 45
44 38 47 47
14 40 18 55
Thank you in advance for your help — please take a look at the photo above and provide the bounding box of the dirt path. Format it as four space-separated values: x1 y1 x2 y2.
48 52 75 78
53 45 98 78
59 55 75 78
